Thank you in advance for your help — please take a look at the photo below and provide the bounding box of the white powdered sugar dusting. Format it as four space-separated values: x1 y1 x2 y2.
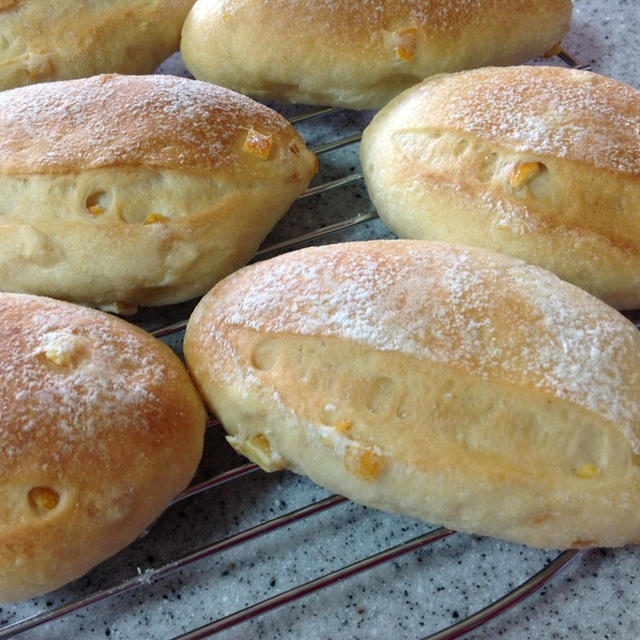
411 66 640 175
485 193 540 235
0 74 291 173
214 241 640 447
0 295 173 470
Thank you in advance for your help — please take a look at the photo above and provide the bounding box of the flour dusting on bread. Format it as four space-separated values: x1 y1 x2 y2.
361 65 640 309
0 292 206 601
0 74 296 173
0 74 316 311
184 239 640 549
218 241 640 441
0 299 172 471
411 66 640 175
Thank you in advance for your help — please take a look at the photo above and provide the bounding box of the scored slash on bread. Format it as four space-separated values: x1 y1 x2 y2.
184 239 640 550
0 73 317 313
361 65 640 309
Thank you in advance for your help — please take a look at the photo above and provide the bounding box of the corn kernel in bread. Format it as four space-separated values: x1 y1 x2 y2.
184 240 640 549
0 0 195 91
361 65 640 309
0 292 206 602
0 74 317 312
181 0 572 109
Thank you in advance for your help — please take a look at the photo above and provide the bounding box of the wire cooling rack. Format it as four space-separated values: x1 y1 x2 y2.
1 49 625 640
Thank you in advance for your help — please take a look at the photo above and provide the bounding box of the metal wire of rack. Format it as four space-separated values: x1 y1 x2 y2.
0 49 616 640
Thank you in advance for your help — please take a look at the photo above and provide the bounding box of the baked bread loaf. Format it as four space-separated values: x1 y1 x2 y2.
0 0 195 91
184 240 640 549
181 0 572 109
360 65 640 309
0 292 206 602
0 73 316 313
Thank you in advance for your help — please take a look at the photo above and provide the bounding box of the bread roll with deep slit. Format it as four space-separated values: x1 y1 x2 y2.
0 73 317 313
184 239 640 549
361 65 640 309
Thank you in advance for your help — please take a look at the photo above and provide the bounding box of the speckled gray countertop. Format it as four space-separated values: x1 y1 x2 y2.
2 1 639 638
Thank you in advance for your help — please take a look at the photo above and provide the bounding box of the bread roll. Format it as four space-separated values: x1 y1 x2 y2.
0 0 195 91
360 65 640 309
0 292 206 602
184 239 640 549
0 73 316 313
181 0 572 109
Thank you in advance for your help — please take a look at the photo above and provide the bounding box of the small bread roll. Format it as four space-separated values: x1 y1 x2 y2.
185 240 640 549
0 0 195 91
360 65 640 309
0 292 206 602
0 73 316 313
181 0 572 109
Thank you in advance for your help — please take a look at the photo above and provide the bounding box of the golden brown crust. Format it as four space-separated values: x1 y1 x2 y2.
0 292 206 601
184 240 640 549
378 65 640 176
0 0 195 91
361 66 640 309
0 75 317 310
0 74 306 174
181 0 572 108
